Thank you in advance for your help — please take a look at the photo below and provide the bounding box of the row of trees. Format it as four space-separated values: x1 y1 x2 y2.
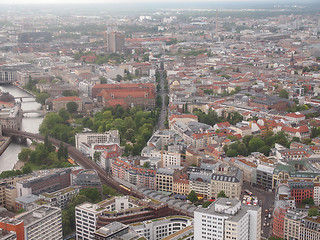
90 105 159 156
193 109 243 127
39 104 160 156
224 131 290 157
18 136 71 170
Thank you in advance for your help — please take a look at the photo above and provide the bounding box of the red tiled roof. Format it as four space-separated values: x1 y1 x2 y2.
169 114 198 121
286 113 305 118
53 96 81 102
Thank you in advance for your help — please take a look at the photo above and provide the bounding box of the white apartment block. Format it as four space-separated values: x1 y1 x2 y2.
76 196 139 240
17 205 63 240
75 203 104 240
194 198 261 240
314 184 320 206
75 130 120 149
131 216 193 240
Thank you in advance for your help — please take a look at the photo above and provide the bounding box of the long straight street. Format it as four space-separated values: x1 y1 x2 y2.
243 181 275 239
157 69 168 130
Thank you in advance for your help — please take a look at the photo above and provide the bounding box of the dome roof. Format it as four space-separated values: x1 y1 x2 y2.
172 80 180 86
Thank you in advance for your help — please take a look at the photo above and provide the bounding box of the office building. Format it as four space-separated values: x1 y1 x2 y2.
16 169 71 197
194 198 261 240
131 216 193 240
106 31 125 53
75 130 120 150
300 216 320 240
0 205 62 240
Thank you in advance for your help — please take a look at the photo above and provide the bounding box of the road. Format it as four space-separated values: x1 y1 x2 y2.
242 181 275 239
156 70 168 130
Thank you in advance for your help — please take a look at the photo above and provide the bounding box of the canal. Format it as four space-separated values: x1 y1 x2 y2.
0 85 43 172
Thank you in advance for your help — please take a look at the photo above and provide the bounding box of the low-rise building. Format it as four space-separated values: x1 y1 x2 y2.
52 96 82 112
16 168 71 197
40 186 79 210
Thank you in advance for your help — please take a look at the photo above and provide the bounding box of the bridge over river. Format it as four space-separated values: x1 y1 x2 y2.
2 128 124 192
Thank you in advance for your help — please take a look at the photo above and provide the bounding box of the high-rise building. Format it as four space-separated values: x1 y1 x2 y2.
0 205 62 240
106 31 125 53
194 198 261 240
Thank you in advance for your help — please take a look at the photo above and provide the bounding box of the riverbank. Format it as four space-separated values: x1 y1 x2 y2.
13 160 25 170
14 83 36 97
0 136 12 156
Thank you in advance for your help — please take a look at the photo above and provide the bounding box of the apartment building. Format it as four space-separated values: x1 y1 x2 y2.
18 206 62 240
52 96 82 112
73 169 102 192
40 186 79 210
284 210 306 240
1 205 63 240
300 216 320 240
194 198 261 240
76 196 170 240
209 165 243 200
111 158 157 190
76 202 104 240
156 168 175 193
131 216 193 240
75 130 120 149
16 169 71 197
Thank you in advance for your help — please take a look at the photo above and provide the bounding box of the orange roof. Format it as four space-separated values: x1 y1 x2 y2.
169 114 198 121
53 96 80 102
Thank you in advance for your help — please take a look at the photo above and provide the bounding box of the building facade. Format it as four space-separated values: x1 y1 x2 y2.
194 198 261 240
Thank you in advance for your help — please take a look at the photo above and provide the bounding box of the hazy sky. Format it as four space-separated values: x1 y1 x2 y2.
0 0 310 4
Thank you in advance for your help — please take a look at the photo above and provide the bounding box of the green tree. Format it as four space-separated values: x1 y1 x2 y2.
135 69 140 76
249 138 265 152
102 184 118 196
143 161 150 168
143 54 149 62
202 201 212 208
156 95 162 108
57 142 65 160
237 142 248 156
217 190 228 198
308 208 319 217
302 198 315 205
35 92 50 105
116 74 123 81
59 108 69 121
93 151 101 163
79 188 102 203
226 149 238 157
22 165 32 174
279 89 289 99
99 76 107 84
39 113 63 135
66 101 78 114
62 90 78 97
187 190 198 204
18 148 31 162
257 145 271 156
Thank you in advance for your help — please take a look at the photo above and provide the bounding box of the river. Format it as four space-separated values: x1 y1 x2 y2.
0 85 44 172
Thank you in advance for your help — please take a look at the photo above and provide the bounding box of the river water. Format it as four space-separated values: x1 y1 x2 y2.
0 85 43 172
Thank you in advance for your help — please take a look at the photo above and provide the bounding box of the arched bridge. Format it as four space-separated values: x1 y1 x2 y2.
2 128 124 192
